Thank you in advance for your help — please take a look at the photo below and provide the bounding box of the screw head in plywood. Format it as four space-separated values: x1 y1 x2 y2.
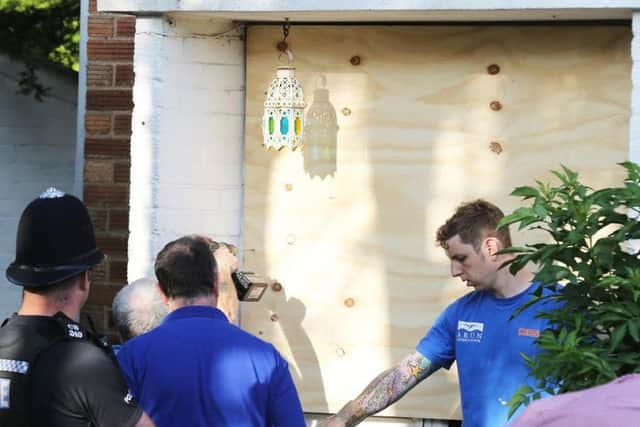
490 101 502 111
350 55 361 66
272 281 283 292
341 107 351 116
489 141 504 155
487 64 500 75
270 313 279 322
344 297 355 308
284 183 293 192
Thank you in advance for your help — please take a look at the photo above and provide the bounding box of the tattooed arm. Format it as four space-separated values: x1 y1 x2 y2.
318 351 439 427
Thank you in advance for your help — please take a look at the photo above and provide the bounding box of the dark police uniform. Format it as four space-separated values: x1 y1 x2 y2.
0 312 142 427
0 188 146 427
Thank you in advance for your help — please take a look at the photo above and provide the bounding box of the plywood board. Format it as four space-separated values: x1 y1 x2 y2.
242 25 630 419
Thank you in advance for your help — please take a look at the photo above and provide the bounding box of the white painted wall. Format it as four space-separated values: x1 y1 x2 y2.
0 56 78 319
127 15 245 280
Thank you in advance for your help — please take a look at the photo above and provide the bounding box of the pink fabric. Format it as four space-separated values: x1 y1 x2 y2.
508 374 640 427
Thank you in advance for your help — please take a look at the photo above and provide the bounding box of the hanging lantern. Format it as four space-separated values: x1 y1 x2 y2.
262 20 305 151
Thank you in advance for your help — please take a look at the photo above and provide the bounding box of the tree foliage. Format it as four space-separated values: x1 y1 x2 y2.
500 162 640 417
0 0 79 100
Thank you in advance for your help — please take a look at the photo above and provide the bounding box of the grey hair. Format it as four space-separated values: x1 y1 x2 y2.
112 277 168 342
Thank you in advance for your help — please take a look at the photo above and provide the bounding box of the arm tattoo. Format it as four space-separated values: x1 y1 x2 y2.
334 352 438 426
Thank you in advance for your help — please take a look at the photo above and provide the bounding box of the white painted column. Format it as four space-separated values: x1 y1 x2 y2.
128 15 245 280
75 0 89 198
631 12 640 163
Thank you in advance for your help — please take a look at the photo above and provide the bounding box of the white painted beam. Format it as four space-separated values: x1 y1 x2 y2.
99 0 636 20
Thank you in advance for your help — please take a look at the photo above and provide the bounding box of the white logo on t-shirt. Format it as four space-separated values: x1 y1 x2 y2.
457 321 484 343
124 391 133 405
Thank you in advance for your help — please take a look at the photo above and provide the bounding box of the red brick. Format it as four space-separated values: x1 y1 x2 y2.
85 113 111 135
109 209 129 231
85 159 114 183
96 235 128 255
113 162 130 183
89 0 97 13
113 114 132 136
84 184 129 205
88 16 114 38
87 64 113 87
116 17 136 38
88 208 108 232
87 40 134 61
114 64 134 87
85 137 130 158
87 284 122 305
86 89 133 111
89 261 108 282
110 260 127 283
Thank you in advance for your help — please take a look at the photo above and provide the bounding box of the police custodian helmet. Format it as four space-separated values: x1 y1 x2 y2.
6 188 104 288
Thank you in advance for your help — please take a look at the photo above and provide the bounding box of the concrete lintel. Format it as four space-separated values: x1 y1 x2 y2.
98 0 637 21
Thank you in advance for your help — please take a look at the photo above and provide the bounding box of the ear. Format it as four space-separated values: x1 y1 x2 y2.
156 282 170 306
484 237 501 259
78 271 90 292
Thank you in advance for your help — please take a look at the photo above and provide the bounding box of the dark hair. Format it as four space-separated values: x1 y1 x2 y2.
436 199 511 251
154 236 218 299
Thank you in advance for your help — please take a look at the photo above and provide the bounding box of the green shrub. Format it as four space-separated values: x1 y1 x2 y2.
499 162 640 418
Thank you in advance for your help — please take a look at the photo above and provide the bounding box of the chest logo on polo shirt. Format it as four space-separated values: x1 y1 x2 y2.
457 321 484 343
518 327 540 338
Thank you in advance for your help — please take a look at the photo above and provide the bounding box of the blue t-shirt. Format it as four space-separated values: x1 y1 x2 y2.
417 283 557 427
117 306 305 427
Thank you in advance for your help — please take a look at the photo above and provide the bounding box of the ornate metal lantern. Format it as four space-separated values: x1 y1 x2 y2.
262 21 305 151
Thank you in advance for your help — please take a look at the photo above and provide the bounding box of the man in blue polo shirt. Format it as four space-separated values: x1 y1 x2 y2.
319 200 559 427
117 236 305 427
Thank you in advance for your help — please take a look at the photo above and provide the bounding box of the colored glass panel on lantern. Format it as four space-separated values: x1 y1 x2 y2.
294 117 302 135
280 116 289 135
268 116 274 135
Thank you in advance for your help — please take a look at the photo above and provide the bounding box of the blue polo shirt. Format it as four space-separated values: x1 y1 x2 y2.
117 306 305 427
417 283 559 427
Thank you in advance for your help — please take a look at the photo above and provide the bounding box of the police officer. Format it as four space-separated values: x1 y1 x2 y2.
0 188 155 427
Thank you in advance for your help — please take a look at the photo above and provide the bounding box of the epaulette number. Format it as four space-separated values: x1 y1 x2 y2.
67 324 84 339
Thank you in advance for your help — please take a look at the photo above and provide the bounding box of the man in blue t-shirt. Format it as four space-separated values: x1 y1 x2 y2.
319 200 557 427
117 236 305 427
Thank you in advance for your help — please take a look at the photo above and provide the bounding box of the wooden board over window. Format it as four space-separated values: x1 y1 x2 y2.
242 25 630 419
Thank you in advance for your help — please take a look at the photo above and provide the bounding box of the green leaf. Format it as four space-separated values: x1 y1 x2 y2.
610 324 627 351
511 186 541 199
628 320 640 343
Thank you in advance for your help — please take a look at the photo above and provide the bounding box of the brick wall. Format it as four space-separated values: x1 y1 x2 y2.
82 0 135 341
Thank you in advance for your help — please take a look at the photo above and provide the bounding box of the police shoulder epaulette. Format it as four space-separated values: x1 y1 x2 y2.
52 312 87 341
